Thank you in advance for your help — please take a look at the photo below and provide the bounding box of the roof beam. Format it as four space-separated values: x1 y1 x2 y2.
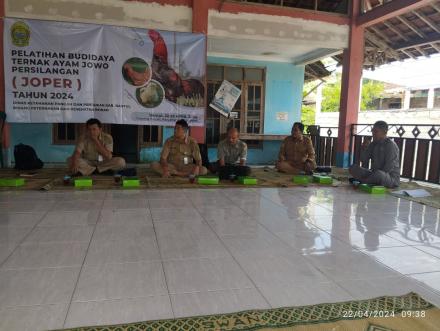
357 0 433 28
396 15 426 38
393 32 440 50
293 48 342 65
382 21 409 41
364 29 401 59
412 10 440 33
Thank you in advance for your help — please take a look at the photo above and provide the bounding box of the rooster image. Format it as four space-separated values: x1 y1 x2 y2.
148 30 204 105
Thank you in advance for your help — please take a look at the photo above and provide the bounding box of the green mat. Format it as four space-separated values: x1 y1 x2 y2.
54 292 439 331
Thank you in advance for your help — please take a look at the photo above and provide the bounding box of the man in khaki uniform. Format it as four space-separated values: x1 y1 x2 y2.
67 118 126 176
276 122 316 174
151 119 208 177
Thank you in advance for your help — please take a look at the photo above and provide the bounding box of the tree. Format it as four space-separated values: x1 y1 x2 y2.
301 104 315 126
320 74 384 112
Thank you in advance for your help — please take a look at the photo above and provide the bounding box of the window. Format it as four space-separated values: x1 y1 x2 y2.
53 123 162 147
139 125 162 147
52 123 82 145
206 65 265 147
409 89 428 108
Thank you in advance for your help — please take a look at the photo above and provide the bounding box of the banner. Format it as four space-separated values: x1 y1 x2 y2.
209 80 241 118
4 18 206 126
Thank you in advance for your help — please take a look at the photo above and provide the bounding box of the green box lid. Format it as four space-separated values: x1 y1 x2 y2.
122 178 140 187
293 175 310 184
0 178 25 187
197 176 219 185
313 175 333 184
74 178 93 187
238 176 257 185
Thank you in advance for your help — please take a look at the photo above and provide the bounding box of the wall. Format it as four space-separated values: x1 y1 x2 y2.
9 123 74 163
139 57 304 165
315 108 440 127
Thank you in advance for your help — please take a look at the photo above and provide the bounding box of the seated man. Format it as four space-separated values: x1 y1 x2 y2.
349 120 400 188
151 119 208 177
212 127 251 179
67 118 126 176
276 122 316 174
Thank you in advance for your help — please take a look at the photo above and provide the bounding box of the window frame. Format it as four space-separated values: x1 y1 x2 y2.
138 125 163 148
206 64 266 148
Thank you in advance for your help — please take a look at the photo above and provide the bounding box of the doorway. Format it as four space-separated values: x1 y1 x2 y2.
110 124 139 163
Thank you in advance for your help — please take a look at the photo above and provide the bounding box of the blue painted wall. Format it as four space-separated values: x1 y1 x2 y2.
9 59 304 165
9 123 74 163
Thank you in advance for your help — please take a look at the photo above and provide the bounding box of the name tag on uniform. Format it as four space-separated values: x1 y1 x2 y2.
183 157 189 165
98 155 103 162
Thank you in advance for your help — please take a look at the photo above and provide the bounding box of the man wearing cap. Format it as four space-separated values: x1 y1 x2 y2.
276 122 316 174
349 120 400 188
151 119 208 177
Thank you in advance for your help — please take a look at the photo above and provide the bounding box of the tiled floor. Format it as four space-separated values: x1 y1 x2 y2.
0 187 440 330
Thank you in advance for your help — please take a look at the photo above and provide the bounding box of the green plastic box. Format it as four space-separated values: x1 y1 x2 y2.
197 176 219 185
238 176 257 185
0 178 25 187
293 175 311 185
122 178 140 188
359 184 386 194
74 178 93 188
313 175 333 185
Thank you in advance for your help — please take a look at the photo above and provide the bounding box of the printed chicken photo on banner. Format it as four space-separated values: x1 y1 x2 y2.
4 18 206 126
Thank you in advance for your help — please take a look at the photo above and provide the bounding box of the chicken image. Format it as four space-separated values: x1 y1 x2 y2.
123 63 150 86
148 30 204 105
139 82 163 107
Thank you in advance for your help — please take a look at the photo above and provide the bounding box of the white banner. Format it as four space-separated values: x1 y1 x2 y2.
4 18 206 126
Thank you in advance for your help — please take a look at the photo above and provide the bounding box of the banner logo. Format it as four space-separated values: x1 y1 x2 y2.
11 21 30 47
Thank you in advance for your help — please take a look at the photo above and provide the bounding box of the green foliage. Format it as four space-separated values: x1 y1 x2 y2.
301 104 315 126
320 75 385 112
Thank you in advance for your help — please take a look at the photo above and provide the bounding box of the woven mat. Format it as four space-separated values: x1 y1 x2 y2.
0 167 345 191
54 292 439 331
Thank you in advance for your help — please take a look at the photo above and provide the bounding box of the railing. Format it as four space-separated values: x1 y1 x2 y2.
233 0 349 14
307 126 338 166
350 124 440 185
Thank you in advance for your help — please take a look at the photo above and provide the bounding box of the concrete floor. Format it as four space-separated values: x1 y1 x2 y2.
0 186 439 330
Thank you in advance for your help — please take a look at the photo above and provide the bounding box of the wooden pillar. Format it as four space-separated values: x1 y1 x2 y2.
336 0 364 168
0 0 10 155
190 0 211 143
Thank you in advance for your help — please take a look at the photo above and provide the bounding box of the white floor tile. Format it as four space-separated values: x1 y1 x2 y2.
363 246 440 274
415 243 440 258
0 267 80 309
73 261 167 301
85 238 160 265
171 288 269 318
64 296 173 329
0 212 45 228
0 303 68 331
38 210 99 227
99 209 152 226
0 227 33 245
92 224 155 242
163 258 254 294
2 242 89 269
22 226 94 244
51 200 102 212
150 208 203 222
258 280 353 308
102 199 148 210
407 272 440 293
